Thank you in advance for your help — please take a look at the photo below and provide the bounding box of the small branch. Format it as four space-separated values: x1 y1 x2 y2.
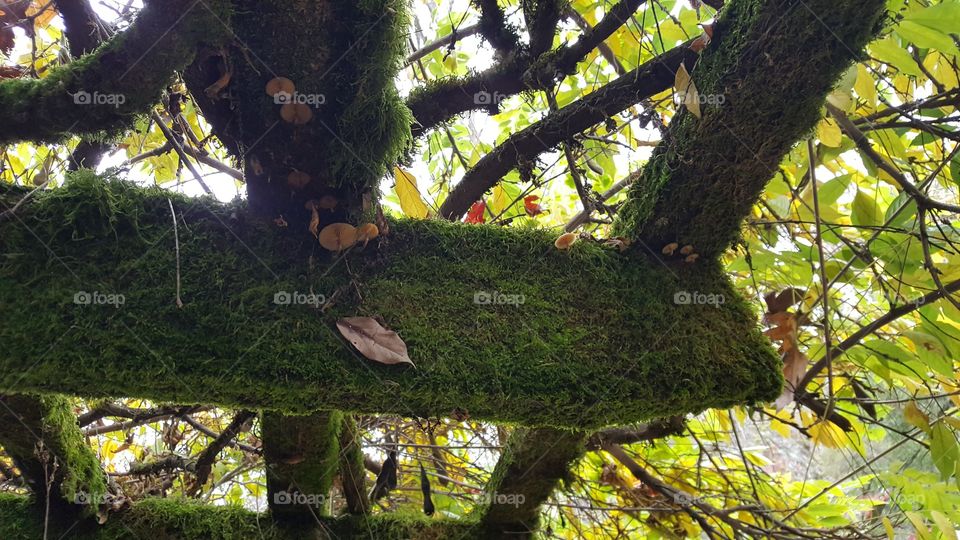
405 23 481 66
193 410 255 489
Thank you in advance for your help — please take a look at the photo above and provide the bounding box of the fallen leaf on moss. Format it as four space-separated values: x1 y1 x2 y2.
336 316 413 366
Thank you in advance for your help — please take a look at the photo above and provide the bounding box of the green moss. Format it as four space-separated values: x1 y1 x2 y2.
0 173 781 429
263 410 343 521
0 0 231 145
0 395 105 517
0 494 480 539
476 427 585 536
613 0 886 257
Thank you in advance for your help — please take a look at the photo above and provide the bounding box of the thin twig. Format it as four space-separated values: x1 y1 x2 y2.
168 198 183 308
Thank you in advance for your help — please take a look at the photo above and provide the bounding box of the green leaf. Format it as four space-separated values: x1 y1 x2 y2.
896 21 960 55
852 189 882 227
931 422 959 481
902 1 960 34
869 36 923 76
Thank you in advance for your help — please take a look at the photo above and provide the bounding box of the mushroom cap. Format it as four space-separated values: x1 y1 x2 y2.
265 77 296 97
280 103 313 125
318 223 357 252
555 232 577 250
287 170 311 190
316 195 338 210
357 223 379 241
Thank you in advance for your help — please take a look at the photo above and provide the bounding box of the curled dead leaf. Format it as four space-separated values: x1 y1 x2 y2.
336 316 414 366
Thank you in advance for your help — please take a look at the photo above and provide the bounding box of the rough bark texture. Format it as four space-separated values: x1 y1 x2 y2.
0 175 782 429
614 0 887 257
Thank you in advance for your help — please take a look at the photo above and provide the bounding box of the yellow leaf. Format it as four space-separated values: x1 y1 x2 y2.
674 63 701 119
854 64 877 112
905 511 933 540
904 401 931 432
931 511 957 540
393 167 429 219
818 117 842 147
491 185 508 215
882 517 895 540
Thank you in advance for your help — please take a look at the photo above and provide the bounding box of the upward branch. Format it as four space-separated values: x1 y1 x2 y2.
613 0 886 257
0 0 230 145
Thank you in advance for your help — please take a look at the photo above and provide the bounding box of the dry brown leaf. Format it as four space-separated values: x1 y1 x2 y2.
674 63 702 118
336 316 414 366
775 348 809 409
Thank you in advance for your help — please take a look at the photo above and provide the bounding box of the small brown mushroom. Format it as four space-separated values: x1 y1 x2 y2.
318 223 357 252
555 232 577 250
287 170 311 190
684 253 699 263
679 244 694 255
316 195 338 210
265 77 295 97
357 223 379 246
661 242 679 256
280 103 312 125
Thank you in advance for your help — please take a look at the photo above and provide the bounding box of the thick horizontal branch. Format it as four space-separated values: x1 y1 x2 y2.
0 0 230 145
0 494 476 539
613 0 886 257
439 45 696 219
0 175 781 429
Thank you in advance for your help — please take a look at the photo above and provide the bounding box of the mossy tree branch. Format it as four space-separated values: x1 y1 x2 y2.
612 0 887 257
0 174 781 429
262 411 343 524
338 415 371 515
0 494 480 539
476 427 586 538
0 0 231 145
0 395 106 520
